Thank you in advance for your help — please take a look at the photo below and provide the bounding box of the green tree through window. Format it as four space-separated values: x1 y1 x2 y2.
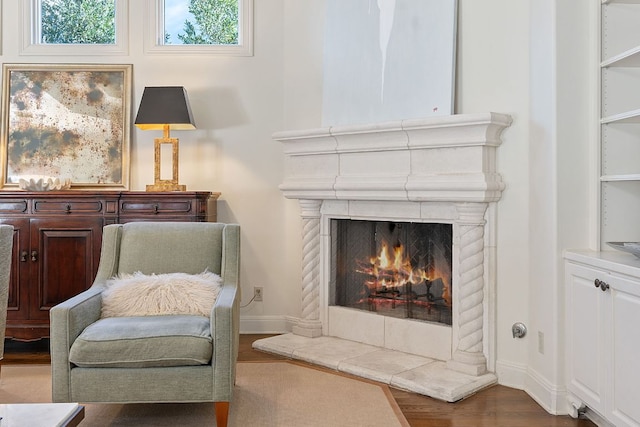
168 0 239 45
40 0 116 44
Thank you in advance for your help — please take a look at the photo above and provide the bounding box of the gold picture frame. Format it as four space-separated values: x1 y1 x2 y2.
0 63 132 189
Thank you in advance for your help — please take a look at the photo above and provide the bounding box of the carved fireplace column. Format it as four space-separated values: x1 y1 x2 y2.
292 199 323 338
447 203 489 376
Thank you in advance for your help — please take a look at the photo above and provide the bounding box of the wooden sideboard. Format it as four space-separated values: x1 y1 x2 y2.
0 191 218 341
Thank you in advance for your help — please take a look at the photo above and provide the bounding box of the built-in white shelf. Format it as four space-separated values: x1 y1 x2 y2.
601 45 640 67
602 0 640 5
601 108 640 124
599 0 640 248
600 174 640 182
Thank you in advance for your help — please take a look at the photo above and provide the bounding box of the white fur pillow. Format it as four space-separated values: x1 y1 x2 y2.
101 271 223 318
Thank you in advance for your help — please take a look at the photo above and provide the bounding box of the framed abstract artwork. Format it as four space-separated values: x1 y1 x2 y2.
0 63 132 189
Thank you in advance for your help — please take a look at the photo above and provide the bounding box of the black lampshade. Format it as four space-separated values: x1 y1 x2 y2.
134 86 196 131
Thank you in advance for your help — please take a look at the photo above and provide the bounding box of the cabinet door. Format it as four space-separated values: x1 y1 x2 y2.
566 263 608 414
28 217 103 320
0 218 30 321
608 274 640 427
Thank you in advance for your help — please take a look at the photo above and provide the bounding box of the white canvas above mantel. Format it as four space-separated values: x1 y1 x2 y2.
322 0 458 127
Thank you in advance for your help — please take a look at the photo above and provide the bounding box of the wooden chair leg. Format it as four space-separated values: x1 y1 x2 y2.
215 401 229 427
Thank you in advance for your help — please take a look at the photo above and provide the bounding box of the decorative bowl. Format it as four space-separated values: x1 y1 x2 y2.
607 242 640 259
18 177 72 192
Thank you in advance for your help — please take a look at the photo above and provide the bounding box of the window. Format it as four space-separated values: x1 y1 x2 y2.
145 0 253 55
163 0 238 45
20 0 128 55
40 0 116 44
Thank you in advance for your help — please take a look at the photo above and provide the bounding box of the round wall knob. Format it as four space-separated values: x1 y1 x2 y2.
512 322 527 338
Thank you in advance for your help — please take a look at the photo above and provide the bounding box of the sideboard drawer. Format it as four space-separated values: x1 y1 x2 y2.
118 192 216 222
120 199 194 216
33 199 106 214
0 199 28 214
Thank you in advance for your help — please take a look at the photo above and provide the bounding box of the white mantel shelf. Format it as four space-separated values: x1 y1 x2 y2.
274 112 513 203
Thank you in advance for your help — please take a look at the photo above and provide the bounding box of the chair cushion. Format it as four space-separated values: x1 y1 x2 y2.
69 315 213 368
101 271 222 318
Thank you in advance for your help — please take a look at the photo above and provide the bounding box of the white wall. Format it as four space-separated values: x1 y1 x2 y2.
525 0 563 411
456 0 532 387
1 0 595 415
539 0 593 413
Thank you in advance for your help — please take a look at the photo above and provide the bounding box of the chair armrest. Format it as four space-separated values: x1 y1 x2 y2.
92 224 122 286
50 287 103 402
210 283 239 401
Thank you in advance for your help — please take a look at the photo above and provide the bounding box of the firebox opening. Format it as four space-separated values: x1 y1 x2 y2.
330 219 453 326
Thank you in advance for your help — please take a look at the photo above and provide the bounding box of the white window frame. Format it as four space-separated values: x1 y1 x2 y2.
19 0 129 56
144 0 253 56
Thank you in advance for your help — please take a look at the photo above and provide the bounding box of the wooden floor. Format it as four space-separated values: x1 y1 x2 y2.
3 334 596 427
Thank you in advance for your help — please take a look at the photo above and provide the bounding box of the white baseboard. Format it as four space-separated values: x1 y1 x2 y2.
495 358 528 388
495 360 570 416
239 315 291 334
524 367 569 415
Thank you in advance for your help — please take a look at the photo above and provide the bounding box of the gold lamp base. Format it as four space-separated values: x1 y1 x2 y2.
146 129 187 192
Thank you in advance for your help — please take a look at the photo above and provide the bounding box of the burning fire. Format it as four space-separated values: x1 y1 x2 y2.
356 241 451 307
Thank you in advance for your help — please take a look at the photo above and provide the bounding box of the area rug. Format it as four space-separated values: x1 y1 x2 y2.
0 362 409 426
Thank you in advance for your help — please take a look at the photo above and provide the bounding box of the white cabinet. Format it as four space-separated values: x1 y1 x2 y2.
566 262 606 415
565 251 640 427
599 0 640 246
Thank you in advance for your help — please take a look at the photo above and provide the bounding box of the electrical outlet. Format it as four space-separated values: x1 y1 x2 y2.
538 331 544 354
254 287 263 302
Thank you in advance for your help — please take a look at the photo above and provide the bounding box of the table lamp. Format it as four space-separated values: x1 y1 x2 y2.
134 86 196 191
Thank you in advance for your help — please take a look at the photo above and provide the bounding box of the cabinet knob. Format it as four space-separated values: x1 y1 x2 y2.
20 250 28 262
31 250 37 262
65 204 72 213
595 278 610 292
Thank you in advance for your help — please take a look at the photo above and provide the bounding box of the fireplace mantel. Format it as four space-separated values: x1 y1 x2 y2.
266 113 512 400
275 112 512 203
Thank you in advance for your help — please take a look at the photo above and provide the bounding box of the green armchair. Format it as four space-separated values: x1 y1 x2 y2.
0 224 14 378
50 222 240 427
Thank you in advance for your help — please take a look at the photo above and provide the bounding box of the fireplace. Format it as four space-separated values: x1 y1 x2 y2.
331 219 453 326
271 113 512 381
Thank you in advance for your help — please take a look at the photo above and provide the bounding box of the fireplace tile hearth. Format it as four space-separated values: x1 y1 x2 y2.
391 361 497 402
253 334 497 402
339 349 432 384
